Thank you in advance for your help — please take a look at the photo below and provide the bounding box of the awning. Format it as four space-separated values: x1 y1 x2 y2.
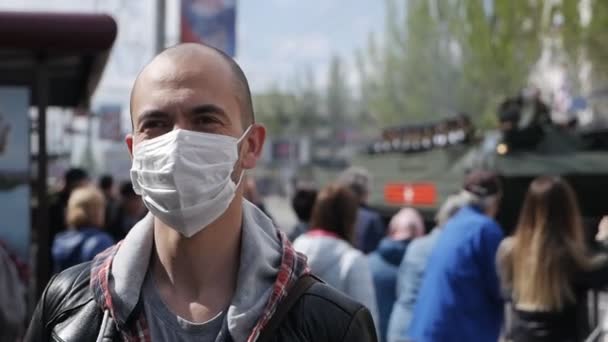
0 10 118 299
0 11 117 107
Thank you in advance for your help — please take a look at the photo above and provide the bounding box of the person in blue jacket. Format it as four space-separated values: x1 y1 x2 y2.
408 170 504 342
368 207 425 342
52 186 115 273
386 193 473 342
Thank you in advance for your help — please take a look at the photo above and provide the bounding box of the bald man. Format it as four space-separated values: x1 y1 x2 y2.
367 208 425 341
26 43 377 342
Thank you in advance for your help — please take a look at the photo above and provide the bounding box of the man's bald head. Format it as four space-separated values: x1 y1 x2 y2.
130 43 254 129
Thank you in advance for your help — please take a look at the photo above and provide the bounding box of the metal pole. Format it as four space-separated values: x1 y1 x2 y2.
35 56 50 298
155 0 166 53
86 109 93 173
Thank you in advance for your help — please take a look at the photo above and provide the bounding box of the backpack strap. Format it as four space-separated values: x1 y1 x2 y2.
257 274 320 341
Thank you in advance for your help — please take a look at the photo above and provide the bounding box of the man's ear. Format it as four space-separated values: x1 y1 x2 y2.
241 124 266 170
126 133 134 159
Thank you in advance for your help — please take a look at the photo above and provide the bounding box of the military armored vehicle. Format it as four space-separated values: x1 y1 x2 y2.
349 115 474 222
341 95 608 234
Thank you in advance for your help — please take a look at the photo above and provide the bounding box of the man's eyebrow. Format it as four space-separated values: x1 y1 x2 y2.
136 110 170 125
190 104 232 125
191 104 227 116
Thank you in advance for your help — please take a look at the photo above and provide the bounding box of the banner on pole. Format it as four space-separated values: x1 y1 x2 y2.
181 0 237 57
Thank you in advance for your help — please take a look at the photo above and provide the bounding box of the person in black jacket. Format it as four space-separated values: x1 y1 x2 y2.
98 174 119 233
288 186 318 241
338 167 387 254
107 181 147 241
26 42 376 342
497 176 608 342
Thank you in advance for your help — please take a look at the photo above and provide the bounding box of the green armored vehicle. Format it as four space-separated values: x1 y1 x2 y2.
346 114 477 225
346 94 608 234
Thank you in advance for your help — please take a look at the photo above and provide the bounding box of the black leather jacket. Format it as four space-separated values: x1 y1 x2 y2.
25 262 377 341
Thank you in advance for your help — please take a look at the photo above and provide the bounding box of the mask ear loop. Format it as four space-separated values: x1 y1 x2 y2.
234 168 246 189
236 124 253 144
232 124 254 186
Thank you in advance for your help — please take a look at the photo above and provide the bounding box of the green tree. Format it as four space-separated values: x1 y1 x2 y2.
561 0 608 92
457 0 544 125
292 67 322 134
253 85 296 136
360 0 544 127
360 0 608 129
253 67 327 138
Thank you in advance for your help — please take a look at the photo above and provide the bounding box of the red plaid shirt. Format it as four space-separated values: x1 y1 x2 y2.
90 231 309 341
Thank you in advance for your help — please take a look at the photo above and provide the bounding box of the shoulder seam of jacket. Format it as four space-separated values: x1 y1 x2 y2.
300 285 365 317
47 263 94 325
339 306 368 341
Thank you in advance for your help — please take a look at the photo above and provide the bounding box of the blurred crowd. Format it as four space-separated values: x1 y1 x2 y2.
47 169 148 273
286 167 608 342
1 168 149 340
2 169 151 339
0 164 608 342
3 163 608 341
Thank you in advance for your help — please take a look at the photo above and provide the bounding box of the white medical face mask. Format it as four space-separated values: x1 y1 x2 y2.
130 126 252 237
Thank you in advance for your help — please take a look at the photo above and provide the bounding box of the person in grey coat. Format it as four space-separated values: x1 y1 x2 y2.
294 183 381 334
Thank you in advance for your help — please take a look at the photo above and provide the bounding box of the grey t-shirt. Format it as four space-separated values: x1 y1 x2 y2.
142 272 228 342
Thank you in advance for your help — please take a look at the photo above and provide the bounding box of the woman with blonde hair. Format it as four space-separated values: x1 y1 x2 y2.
52 185 114 272
497 176 608 342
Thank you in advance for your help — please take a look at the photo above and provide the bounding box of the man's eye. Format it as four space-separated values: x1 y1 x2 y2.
194 116 218 125
140 120 169 132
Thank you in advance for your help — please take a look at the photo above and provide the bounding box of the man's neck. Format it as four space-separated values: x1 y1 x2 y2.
151 196 243 322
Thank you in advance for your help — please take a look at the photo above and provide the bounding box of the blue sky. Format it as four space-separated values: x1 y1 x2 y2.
237 0 385 91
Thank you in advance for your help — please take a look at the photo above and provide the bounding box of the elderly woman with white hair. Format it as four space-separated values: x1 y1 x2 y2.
386 194 473 342
368 208 426 342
